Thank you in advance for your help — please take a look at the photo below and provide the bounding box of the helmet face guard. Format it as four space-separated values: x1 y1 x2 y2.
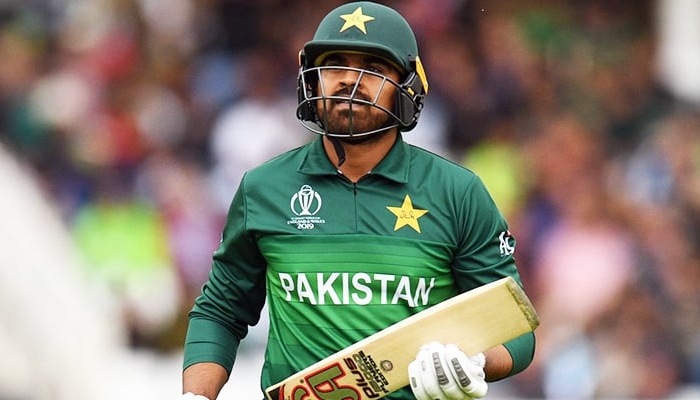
296 61 426 138
296 1 428 138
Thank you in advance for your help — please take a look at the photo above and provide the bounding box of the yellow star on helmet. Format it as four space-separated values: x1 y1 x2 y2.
387 195 429 233
339 6 375 34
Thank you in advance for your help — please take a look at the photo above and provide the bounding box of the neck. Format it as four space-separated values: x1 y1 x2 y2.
323 130 398 183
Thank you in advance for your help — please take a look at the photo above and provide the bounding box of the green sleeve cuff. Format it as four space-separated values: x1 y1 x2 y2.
503 331 536 377
183 316 241 374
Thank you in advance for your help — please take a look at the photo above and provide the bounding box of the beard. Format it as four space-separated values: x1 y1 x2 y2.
319 101 395 140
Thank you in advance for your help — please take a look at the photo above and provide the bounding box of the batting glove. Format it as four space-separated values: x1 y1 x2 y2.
180 393 210 400
408 341 488 400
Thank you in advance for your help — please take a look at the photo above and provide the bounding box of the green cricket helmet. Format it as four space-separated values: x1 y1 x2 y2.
297 1 429 137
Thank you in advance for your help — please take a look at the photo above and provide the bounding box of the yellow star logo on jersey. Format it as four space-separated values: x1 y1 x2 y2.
387 195 429 233
339 6 375 34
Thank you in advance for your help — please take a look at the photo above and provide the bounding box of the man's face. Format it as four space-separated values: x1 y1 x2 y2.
315 52 401 137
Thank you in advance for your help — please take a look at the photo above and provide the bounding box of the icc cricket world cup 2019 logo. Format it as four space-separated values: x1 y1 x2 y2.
291 185 322 216
288 185 325 230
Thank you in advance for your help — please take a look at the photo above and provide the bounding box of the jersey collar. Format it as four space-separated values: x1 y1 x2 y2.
298 135 410 183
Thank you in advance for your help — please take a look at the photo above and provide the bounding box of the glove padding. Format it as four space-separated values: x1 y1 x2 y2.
180 393 210 400
408 341 487 400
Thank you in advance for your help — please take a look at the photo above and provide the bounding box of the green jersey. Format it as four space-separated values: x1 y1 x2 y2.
184 135 535 399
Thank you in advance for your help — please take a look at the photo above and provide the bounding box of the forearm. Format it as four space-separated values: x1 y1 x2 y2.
485 330 536 381
182 317 241 399
483 344 513 382
183 362 229 399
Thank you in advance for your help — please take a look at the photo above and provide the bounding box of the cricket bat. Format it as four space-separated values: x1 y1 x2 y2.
264 276 539 400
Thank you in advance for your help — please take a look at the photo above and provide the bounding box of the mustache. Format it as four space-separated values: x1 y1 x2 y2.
330 87 372 103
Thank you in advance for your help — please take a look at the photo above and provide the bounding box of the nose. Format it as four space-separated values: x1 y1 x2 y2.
338 68 363 88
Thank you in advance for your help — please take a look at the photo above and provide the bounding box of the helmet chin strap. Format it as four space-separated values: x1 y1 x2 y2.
325 93 364 168
329 136 347 167
327 125 395 168
324 93 354 167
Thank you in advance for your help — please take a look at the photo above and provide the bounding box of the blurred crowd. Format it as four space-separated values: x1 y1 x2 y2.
1 0 700 398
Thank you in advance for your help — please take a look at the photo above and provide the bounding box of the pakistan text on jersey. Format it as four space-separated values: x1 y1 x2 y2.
277 272 436 307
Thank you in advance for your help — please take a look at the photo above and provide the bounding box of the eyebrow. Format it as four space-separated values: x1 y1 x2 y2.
322 53 391 67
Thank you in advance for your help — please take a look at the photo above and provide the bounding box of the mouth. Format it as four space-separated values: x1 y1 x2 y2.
331 97 370 109
331 93 352 102
331 99 357 112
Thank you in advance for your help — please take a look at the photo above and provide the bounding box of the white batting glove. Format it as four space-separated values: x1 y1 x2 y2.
408 341 488 400
180 393 210 400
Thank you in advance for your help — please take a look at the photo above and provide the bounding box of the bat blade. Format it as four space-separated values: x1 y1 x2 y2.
264 276 539 400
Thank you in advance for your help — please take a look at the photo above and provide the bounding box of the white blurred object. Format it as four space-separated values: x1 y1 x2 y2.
0 143 126 399
28 68 96 131
657 0 700 104
0 142 269 399
403 98 451 159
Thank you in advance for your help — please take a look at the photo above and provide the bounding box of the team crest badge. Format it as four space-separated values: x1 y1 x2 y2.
386 195 428 233
339 6 375 34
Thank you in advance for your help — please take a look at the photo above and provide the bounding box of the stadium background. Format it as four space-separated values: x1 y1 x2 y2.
1 0 699 398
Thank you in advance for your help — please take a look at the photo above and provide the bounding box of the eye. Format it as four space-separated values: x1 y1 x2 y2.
365 64 383 74
320 55 345 68
362 57 395 77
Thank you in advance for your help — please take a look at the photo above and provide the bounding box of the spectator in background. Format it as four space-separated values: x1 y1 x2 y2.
134 149 225 348
461 119 529 221
518 114 637 398
207 45 310 213
618 110 700 389
71 167 181 350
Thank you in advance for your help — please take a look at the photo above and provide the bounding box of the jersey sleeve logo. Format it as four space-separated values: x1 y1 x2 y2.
386 194 428 233
499 230 515 256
